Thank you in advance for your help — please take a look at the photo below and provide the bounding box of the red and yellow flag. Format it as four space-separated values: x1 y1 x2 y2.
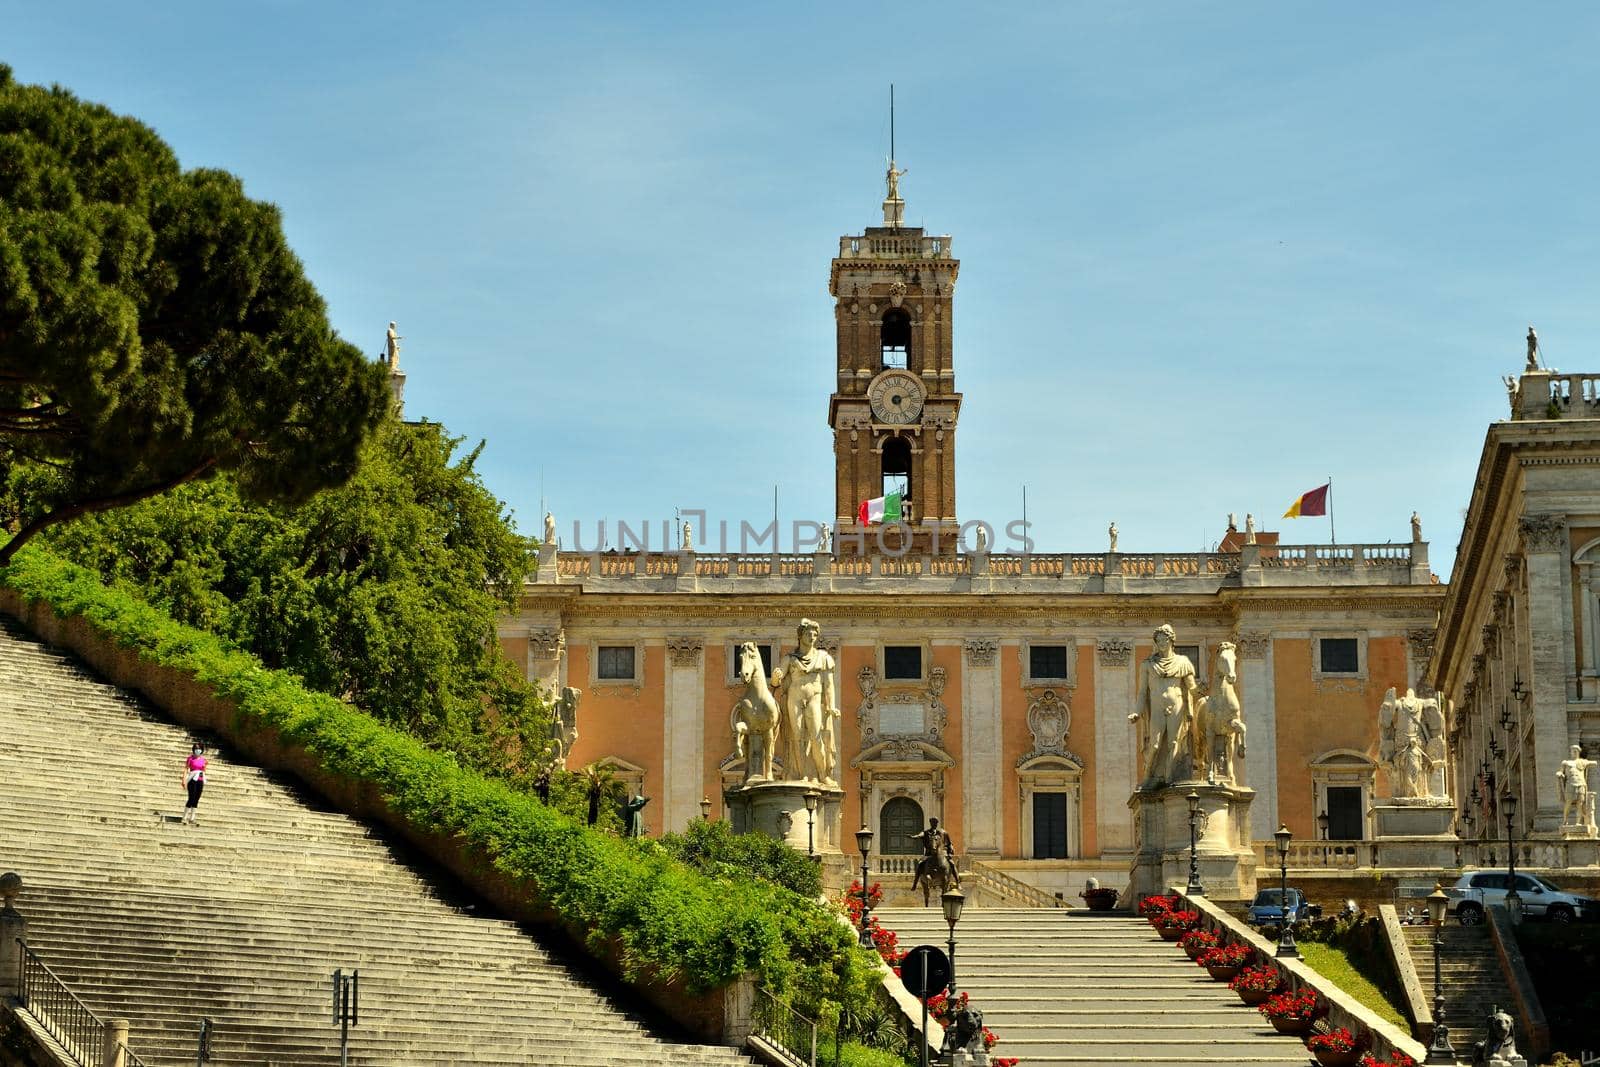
1282 483 1330 518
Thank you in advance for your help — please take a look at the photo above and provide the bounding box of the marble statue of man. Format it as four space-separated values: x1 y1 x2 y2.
543 512 557 547
1557 745 1596 830
1130 624 1201 787
385 321 401 369
1411 511 1423 543
681 519 694 550
818 522 832 553
771 619 839 784
550 686 581 770
1527 325 1540 372
1108 522 1119 552
1244 514 1257 545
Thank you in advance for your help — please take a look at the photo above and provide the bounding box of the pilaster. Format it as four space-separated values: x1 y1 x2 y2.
663 637 705 833
1235 630 1278 839
1093 637 1136 857
960 636 1002 855
1520 516 1573 831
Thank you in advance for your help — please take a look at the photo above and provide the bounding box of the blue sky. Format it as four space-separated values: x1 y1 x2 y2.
8 3 1600 574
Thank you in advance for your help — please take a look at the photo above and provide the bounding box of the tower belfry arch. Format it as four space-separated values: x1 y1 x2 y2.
828 107 960 555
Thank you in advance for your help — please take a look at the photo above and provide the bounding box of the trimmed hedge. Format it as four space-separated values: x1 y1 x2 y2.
0 546 878 1012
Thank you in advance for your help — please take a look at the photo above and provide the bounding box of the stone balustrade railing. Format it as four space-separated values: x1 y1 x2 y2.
837 234 952 259
1254 839 1374 870
535 540 1429 591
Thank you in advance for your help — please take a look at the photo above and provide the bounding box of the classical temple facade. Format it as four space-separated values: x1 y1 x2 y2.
499 176 1451 897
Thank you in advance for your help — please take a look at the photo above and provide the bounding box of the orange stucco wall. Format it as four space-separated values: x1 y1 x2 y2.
932 643 963 843
563 644 666 793
1270 636 1405 838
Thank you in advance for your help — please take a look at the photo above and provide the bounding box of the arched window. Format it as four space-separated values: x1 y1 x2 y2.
880 310 911 369
881 436 912 504
880 796 924 854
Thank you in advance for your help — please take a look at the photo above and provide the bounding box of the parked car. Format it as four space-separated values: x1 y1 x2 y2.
1444 870 1598 924
1245 887 1322 926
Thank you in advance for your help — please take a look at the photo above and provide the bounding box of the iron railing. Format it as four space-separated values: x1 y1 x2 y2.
751 989 843 1067
18 938 107 1066
16 939 148 1067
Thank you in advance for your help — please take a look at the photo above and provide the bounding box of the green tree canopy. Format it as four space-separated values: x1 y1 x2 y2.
47 419 547 776
0 65 390 561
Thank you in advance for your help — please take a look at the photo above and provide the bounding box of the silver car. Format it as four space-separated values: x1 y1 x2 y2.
1445 870 1597 924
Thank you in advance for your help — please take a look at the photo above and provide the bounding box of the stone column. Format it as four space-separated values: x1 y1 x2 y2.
1235 631 1278 840
1093 638 1136 858
663 637 705 834
527 627 564 693
1520 517 1574 832
0 872 23 1001
960 637 1002 855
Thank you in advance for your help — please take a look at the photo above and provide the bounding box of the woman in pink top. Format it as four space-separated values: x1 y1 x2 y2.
182 743 207 824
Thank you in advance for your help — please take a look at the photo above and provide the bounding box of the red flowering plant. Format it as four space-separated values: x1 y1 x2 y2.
1179 929 1220 956
1307 1027 1367 1054
1258 988 1325 1022
1357 1054 1416 1067
1154 908 1201 931
841 882 906 968
1138 894 1177 918
1228 965 1282 994
1196 942 1252 969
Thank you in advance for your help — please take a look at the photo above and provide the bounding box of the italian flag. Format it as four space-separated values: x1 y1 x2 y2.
858 492 903 525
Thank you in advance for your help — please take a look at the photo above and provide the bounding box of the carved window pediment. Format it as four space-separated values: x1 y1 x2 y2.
855 664 948 751
852 739 956 769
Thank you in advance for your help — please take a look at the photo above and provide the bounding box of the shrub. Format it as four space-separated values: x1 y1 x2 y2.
0 545 879 1018
659 818 822 898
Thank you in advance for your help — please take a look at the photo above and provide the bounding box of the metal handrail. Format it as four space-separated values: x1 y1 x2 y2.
751 988 820 1067
18 938 106 1066
16 939 149 1067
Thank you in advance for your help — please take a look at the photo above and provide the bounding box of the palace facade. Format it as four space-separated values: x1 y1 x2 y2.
500 177 1451 897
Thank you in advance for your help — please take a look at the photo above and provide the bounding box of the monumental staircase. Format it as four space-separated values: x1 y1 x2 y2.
0 619 753 1066
875 907 1313 1067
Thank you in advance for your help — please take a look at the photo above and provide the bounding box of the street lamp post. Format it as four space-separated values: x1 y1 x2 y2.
1185 790 1205 896
1317 810 1330 865
941 888 965 996
1424 883 1455 1064
804 789 820 857
855 825 874 949
1273 825 1299 959
1502 789 1522 925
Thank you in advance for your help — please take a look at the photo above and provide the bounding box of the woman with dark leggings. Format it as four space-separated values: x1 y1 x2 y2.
182 743 207 824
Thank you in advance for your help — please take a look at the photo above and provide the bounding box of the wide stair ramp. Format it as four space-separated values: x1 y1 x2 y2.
1402 922 1508 1049
0 620 751 1066
876 907 1311 1067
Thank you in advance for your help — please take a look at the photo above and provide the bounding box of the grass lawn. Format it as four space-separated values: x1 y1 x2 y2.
1297 941 1410 1031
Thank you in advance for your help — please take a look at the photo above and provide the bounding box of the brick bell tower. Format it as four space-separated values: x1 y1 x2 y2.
828 159 961 555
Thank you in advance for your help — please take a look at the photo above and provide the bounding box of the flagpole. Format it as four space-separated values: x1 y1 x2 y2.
1327 475 1335 545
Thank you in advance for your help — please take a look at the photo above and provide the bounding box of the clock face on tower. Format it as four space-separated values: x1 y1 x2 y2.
868 370 926 424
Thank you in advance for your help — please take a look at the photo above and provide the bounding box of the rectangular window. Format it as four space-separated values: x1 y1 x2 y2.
1029 644 1069 680
597 645 636 681
1326 786 1363 840
1033 793 1069 859
884 645 922 681
1319 638 1360 674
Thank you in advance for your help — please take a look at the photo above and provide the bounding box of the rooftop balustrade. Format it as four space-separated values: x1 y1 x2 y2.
534 540 1431 593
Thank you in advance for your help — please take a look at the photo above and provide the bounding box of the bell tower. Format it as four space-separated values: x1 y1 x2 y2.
828 162 961 554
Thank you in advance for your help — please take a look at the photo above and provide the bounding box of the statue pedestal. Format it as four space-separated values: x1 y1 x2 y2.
1128 781 1256 902
725 780 845 855
1372 799 1455 838
1558 821 1598 839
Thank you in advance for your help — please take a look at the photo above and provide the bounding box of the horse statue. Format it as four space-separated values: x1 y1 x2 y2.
909 818 960 906
1195 642 1246 784
731 642 782 782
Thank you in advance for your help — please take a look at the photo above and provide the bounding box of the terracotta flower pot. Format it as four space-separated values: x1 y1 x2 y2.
1157 925 1183 941
1269 1015 1313 1037
1081 888 1118 912
1311 1049 1360 1067
1236 986 1274 1006
1183 941 1212 961
1205 963 1243 982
